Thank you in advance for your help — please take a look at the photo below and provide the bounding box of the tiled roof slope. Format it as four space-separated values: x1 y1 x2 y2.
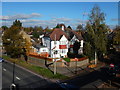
50 28 69 41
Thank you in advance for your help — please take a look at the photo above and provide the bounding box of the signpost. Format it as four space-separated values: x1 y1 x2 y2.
110 63 114 68
75 58 78 74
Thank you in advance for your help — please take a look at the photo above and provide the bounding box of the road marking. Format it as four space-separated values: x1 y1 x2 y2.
3 68 6 71
16 77 20 80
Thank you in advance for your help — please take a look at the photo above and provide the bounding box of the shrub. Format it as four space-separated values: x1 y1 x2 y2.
63 58 70 62
67 52 75 58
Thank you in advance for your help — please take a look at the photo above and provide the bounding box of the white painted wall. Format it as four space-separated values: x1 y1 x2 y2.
38 47 49 54
80 40 84 47
51 41 60 58
50 35 69 58
59 35 69 57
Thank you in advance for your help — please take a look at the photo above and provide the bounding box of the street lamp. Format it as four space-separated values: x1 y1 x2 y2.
10 62 16 90
53 50 57 75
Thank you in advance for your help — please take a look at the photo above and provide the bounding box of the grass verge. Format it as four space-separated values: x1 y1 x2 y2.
2 55 69 80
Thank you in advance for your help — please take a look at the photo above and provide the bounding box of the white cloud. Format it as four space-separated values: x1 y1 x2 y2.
1 15 88 29
82 12 89 16
0 13 42 21
111 18 120 21
51 17 72 22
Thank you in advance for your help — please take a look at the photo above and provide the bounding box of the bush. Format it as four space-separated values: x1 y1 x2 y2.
67 52 75 58
63 58 70 62
76 54 85 58
67 52 86 58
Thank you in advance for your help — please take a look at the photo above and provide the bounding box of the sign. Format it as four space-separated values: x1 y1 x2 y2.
110 63 114 68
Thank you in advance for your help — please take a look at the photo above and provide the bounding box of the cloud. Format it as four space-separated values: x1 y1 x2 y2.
0 13 42 21
0 15 88 29
76 19 89 24
111 18 120 21
108 25 116 29
51 17 72 22
82 12 89 16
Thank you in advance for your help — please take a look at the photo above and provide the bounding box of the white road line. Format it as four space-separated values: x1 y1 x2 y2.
16 76 20 80
3 68 6 71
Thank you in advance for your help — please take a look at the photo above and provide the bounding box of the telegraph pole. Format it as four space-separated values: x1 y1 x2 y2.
54 34 57 75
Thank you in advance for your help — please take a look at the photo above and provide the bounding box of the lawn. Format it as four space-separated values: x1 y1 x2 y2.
2 55 68 80
63 58 70 62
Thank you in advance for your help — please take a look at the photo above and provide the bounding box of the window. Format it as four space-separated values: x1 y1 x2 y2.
61 49 66 54
60 41 66 45
54 41 57 44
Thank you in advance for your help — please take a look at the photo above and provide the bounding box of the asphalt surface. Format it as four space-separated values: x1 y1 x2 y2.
2 61 54 89
0 63 2 90
2 60 120 89
60 66 117 89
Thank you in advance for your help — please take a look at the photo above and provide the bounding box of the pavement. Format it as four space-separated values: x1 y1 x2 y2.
28 57 105 77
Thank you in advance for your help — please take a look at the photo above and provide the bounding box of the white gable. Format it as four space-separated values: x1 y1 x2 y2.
71 35 78 41
60 35 68 41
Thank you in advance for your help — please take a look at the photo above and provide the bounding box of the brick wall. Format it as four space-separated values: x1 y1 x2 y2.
28 56 89 67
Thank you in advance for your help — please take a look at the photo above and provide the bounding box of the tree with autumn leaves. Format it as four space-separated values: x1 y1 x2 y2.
2 20 32 61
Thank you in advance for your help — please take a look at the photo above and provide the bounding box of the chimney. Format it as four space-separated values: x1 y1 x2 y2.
62 25 64 31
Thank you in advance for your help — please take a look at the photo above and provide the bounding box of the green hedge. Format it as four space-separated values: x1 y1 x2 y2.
63 58 70 62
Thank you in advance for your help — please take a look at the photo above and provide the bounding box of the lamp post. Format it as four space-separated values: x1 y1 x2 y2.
10 62 16 90
12 62 15 84
53 50 57 75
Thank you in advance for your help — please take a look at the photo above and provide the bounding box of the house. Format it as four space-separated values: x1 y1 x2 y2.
42 28 69 58
42 24 84 58
65 28 84 54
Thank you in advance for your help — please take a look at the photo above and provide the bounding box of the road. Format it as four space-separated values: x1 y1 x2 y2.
59 66 119 89
2 60 120 89
2 60 55 89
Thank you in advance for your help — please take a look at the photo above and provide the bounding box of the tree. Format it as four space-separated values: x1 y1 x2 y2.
76 24 83 31
113 26 120 45
2 20 31 61
12 19 22 29
55 24 60 28
84 5 108 63
73 40 80 55
2 25 24 58
32 30 40 38
83 42 94 60
67 26 72 29
1 26 8 31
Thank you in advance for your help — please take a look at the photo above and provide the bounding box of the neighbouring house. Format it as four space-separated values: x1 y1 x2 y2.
65 28 84 54
42 24 84 58
31 44 49 57
20 30 32 44
20 30 33 55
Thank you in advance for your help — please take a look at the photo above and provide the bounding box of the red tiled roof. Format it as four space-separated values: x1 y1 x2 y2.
50 28 68 41
71 30 83 40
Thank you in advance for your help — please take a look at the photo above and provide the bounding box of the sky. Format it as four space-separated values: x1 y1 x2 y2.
0 2 119 29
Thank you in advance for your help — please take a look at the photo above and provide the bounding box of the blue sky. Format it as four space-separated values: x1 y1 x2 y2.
1 2 119 29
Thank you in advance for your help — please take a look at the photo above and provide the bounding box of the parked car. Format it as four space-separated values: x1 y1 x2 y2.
0 57 4 63
56 81 79 89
